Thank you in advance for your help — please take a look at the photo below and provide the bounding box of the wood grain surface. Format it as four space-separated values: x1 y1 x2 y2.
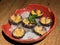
0 0 60 45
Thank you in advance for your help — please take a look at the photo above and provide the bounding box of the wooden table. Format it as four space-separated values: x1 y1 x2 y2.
0 0 60 45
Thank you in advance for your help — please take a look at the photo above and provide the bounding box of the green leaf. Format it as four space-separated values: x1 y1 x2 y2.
28 14 37 24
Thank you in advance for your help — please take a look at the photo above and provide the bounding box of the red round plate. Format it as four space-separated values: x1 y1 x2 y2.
2 4 56 43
